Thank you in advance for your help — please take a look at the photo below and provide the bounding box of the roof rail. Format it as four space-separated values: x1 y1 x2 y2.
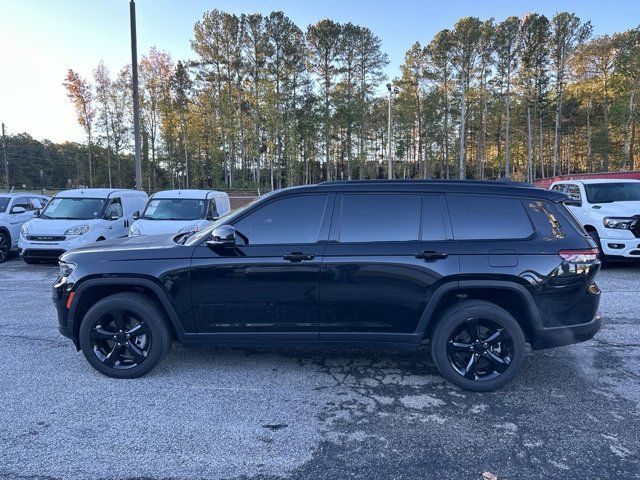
320 179 534 188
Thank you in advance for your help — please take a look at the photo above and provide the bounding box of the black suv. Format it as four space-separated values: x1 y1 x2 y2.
53 180 602 391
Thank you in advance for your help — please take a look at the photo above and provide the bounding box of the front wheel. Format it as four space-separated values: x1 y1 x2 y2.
79 292 172 378
0 232 9 263
430 300 526 392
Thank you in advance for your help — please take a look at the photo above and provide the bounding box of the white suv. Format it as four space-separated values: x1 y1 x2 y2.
0 193 50 263
19 188 148 263
550 179 640 261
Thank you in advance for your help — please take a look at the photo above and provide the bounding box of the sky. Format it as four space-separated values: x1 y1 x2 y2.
1 0 639 144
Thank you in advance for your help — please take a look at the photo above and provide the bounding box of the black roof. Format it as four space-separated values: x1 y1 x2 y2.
269 179 565 202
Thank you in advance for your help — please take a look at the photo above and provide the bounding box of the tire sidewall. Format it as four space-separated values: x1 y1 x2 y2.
78 294 168 379
0 232 9 263
431 302 526 392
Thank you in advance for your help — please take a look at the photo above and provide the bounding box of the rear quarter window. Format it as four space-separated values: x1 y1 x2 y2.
447 195 534 240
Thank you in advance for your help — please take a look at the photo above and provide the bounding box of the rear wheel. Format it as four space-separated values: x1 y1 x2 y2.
79 292 171 378
431 300 525 392
0 232 9 263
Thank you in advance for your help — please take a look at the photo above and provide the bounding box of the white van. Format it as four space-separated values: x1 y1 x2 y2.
19 188 148 263
128 189 231 237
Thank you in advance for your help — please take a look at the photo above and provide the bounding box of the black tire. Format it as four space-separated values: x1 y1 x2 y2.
79 292 172 379
0 232 9 263
587 229 608 266
430 300 526 392
22 257 40 264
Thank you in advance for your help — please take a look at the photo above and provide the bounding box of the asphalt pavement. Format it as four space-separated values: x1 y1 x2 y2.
0 254 638 480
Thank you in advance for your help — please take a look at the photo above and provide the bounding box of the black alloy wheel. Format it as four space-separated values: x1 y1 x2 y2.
446 317 514 382
79 292 171 378
0 233 8 263
90 308 151 369
431 300 525 392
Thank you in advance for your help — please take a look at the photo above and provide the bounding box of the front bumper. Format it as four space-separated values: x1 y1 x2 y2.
599 233 640 258
19 235 89 261
52 275 76 345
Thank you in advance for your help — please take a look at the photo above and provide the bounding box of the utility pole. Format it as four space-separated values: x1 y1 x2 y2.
130 0 142 190
1 123 9 191
386 83 399 179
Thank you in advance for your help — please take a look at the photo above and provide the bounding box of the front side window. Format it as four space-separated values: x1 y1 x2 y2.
233 195 328 245
338 194 421 243
206 199 219 220
447 195 534 240
0 197 9 213
584 182 640 203
105 198 123 219
12 197 33 211
143 198 207 221
566 184 582 202
41 197 106 220
30 197 48 209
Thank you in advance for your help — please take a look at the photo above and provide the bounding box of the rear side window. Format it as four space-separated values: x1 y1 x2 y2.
339 194 421 242
447 195 534 240
551 184 566 192
525 200 568 240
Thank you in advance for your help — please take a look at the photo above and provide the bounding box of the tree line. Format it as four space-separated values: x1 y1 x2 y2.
4 10 640 191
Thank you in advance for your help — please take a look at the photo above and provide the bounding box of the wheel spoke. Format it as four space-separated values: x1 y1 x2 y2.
125 323 148 338
125 341 146 364
465 318 481 341
111 309 126 330
447 341 473 353
92 326 115 340
103 344 123 367
463 354 479 380
484 328 510 346
483 351 511 373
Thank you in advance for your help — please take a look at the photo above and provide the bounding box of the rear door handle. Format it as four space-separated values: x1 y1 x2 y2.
415 251 448 261
283 252 315 262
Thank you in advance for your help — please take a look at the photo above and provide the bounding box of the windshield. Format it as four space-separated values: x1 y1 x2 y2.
183 196 262 246
143 198 207 221
0 197 9 213
41 197 106 220
584 182 640 203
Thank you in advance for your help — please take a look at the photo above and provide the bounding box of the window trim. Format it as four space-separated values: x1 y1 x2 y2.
229 192 334 246
445 193 537 242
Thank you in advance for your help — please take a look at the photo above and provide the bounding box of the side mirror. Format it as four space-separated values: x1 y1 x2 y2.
206 225 236 249
107 213 120 221
10 206 26 214
563 198 582 207
133 211 140 220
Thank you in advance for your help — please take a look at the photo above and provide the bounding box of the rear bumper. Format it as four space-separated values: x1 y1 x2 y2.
530 312 602 349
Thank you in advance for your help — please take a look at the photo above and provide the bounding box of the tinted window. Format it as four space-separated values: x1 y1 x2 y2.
584 182 640 203
0 197 9 213
525 200 568 240
447 195 534 240
339 194 421 242
233 195 328 245
422 194 447 241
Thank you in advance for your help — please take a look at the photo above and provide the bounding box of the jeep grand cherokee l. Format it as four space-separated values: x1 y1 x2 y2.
52 180 602 391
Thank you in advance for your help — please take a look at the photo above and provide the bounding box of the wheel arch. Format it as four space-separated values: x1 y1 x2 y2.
417 280 543 344
68 277 189 347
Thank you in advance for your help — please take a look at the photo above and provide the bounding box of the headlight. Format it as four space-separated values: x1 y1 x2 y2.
58 261 76 277
21 224 29 236
178 225 199 234
129 225 141 237
603 217 634 230
64 225 89 235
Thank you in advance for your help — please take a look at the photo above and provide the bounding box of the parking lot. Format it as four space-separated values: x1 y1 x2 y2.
0 255 638 480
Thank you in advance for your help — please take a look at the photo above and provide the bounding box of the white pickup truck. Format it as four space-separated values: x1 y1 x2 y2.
550 179 640 261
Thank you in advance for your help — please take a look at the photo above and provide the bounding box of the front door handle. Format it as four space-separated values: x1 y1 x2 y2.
283 252 316 262
415 251 448 261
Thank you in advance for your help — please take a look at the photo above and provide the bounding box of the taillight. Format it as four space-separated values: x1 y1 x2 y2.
558 248 599 263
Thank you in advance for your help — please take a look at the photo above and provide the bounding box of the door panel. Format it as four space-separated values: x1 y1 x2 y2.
319 193 459 336
190 193 333 335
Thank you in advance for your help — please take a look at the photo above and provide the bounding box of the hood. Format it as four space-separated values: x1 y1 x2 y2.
24 218 104 235
60 233 193 264
131 218 209 236
589 201 640 217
